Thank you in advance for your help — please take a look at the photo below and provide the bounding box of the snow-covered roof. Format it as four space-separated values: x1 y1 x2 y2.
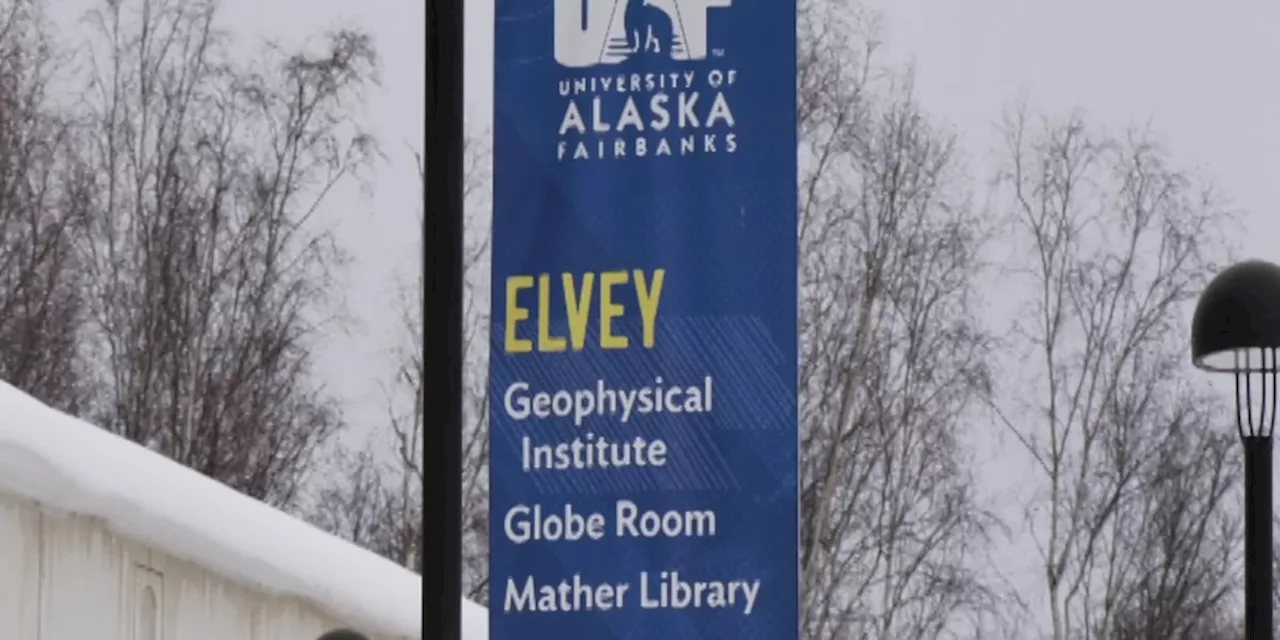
0 380 479 638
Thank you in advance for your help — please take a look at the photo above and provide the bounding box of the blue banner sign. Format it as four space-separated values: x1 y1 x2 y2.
490 1 798 637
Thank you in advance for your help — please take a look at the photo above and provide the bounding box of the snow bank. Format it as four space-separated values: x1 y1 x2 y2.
0 381 481 639
463 599 488 639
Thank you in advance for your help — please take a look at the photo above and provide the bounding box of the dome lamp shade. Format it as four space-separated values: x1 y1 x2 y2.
1191 260 1280 373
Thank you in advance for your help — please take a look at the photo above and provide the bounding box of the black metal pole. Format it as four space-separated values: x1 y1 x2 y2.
1244 436 1273 640
426 0 464 639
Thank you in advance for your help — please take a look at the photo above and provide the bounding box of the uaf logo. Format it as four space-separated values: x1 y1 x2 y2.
553 0 732 68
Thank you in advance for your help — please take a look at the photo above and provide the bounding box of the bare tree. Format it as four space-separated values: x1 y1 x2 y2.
992 106 1239 639
65 0 377 508
0 0 83 411
309 444 411 563
311 131 490 590
454 130 492 600
1091 392 1240 639
795 4 1005 637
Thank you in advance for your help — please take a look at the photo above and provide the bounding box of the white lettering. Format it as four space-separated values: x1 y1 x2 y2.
504 575 630 612
638 571 760 614
504 377 714 426
504 503 607 544
558 92 731 138
616 500 717 539
552 0 732 68
522 433 668 472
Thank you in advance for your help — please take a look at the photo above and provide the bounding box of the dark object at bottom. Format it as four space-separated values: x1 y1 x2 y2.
317 630 370 640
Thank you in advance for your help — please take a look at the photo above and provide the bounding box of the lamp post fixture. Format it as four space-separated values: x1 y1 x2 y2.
1192 259 1280 640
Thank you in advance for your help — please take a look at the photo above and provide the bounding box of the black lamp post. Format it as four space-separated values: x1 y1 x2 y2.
426 0 464 639
1191 259 1280 640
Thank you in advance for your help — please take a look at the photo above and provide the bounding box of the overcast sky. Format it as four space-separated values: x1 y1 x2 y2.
447 0 1276 629
67 0 1271 631
459 0 1279 255
431 0 1267 630
854 0 1280 622
203 0 1280 629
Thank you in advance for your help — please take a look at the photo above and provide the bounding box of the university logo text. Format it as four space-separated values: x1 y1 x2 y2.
552 0 739 163
553 0 732 68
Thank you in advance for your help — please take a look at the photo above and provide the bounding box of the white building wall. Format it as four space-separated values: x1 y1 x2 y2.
0 492 405 640
40 511 128 639
0 497 39 639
